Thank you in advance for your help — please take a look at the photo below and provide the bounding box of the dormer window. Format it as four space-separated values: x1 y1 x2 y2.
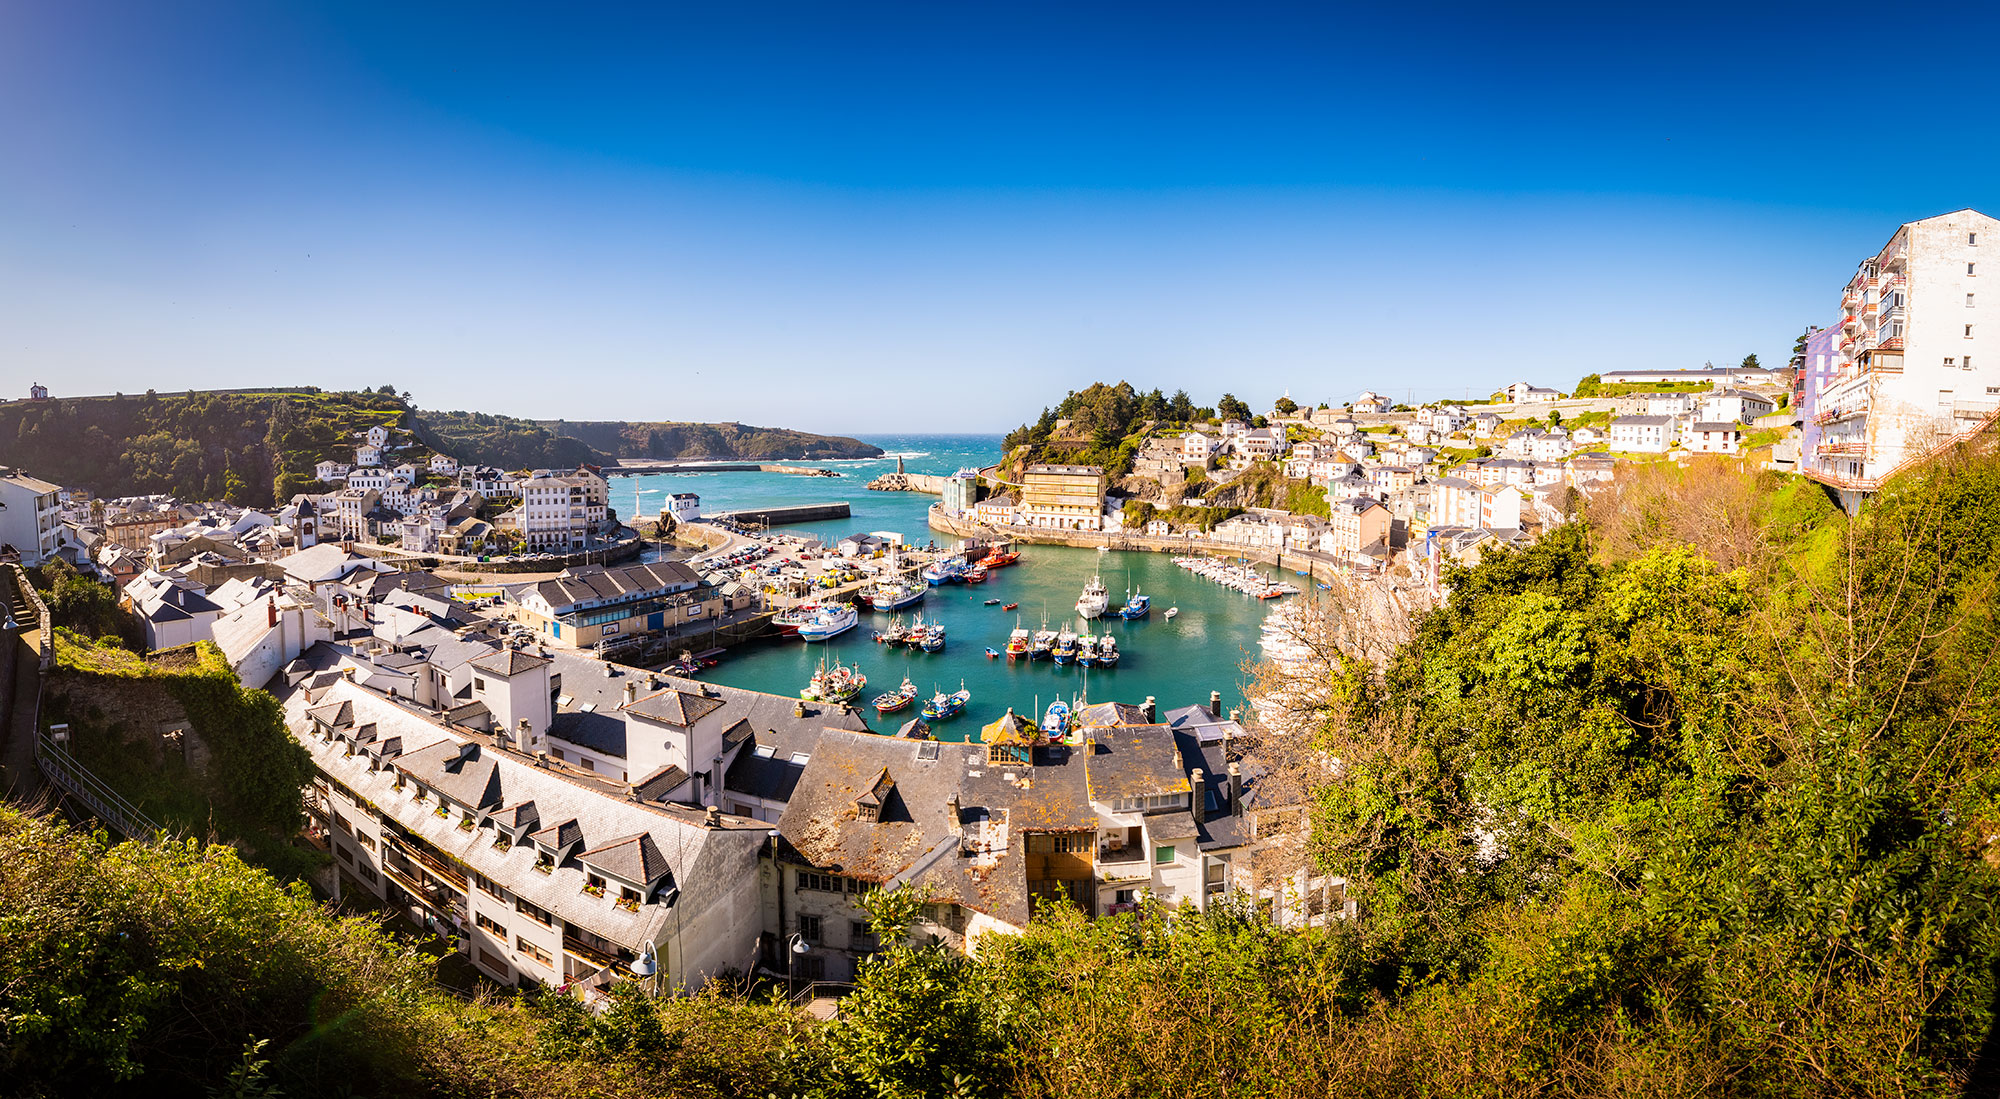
583 873 606 897
618 887 642 911
493 832 512 852
458 811 476 832
534 850 554 874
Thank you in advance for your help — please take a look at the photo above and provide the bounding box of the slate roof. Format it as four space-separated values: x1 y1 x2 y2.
470 648 551 678
1083 725 1190 802
579 832 672 886
394 741 504 809
1075 701 1150 728
530 561 703 614
625 689 726 727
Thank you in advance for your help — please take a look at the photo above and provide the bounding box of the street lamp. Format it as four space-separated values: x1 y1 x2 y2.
786 932 809 995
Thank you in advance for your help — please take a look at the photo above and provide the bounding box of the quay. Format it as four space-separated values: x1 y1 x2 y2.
926 504 1364 588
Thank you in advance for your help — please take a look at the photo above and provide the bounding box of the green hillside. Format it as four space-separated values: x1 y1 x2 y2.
0 388 413 506
539 419 883 461
410 409 608 470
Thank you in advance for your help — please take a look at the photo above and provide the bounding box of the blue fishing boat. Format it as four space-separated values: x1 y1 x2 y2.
1041 699 1071 738
1119 589 1151 619
922 686 970 720
1052 625 1078 665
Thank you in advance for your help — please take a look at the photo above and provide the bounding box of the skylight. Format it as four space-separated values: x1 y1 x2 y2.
754 744 776 758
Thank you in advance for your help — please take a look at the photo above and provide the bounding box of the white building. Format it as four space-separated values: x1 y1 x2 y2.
0 467 62 565
429 454 460 475
1699 390 1777 424
1608 416 1677 453
1685 422 1743 455
1812 210 2000 493
664 493 701 524
314 460 351 483
354 444 384 468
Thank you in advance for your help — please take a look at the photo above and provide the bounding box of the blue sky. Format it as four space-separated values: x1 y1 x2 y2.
3 1 1995 432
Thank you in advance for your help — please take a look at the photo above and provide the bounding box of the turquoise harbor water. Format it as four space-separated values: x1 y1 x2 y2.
610 434 1300 738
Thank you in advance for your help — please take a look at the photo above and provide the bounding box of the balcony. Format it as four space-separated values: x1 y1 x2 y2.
562 934 624 971
1815 440 1866 455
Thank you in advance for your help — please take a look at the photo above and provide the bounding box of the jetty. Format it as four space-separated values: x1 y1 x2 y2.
606 461 843 477
709 502 852 525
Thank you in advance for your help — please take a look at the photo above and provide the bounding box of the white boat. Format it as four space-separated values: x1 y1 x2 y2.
868 577 926 611
795 602 858 642
1075 575 1109 619
1164 606 1179 620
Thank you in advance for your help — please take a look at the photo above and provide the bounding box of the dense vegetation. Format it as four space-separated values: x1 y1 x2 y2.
16 440 2000 1096
412 409 609 470
1001 381 1229 478
0 389 411 505
536 420 882 461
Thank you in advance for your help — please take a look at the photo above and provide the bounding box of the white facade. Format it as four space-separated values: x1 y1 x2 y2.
1813 210 2000 489
1608 416 1676 453
0 468 62 565
1686 422 1743 455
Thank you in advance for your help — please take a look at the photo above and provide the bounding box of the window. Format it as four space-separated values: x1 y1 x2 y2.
476 913 506 937
333 813 351 835
1946 359 1957 369
798 914 822 943
790 752 811 764
514 897 554 926
516 936 552 967
583 873 606 897
473 677 486 691
797 871 841 893
472 870 503 899
1025 833 1092 854
753 743 776 758
1155 845 1176 865
356 834 375 851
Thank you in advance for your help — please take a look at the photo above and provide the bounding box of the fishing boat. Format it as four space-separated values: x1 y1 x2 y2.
922 686 970 720
1075 575 1109 619
1097 634 1120 667
984 598 1002 606
1005 625 1031 658
796 602 858 642
872 677 919 714
921 623 946 653
964 566 988 584
1030 620 1057 660
1164 606 1180 620
867 577 927 611
984 646 1001 659
771 603 819 636
921 557 965 586
1118 589 1151 620
1002 602 1018 611
872 615 908 645
1074 629 1097 667
800 661 866 704
1052 625 1079 665
1041 699 1071 739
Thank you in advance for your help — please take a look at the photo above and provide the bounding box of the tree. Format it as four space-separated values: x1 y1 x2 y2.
1168 389 1195 422
1740 353 1760 371
1217 394 1252 422
1274 396 1299 416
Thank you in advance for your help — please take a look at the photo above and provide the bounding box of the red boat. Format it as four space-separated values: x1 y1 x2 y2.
1002 602 1018 611
964 566 988 584
981 549 1020 568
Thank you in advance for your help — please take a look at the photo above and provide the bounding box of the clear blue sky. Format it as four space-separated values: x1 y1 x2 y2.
3 1 1995 432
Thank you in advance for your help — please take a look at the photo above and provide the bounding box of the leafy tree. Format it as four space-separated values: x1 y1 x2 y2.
1740 352 1760 371
1274 396 1299 416
1217 393 1252 421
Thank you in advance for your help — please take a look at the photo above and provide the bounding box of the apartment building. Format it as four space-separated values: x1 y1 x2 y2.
0 467 64 564
1686 422 1743 455
1429 477 1526 531
510 469 611 550
1323 496 1391 555
1699 390 1777 424
1019 464 1108 531
1810 209 2000 494
296 679 770 994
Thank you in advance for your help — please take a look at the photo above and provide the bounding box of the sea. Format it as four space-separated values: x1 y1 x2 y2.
608 433 1299 739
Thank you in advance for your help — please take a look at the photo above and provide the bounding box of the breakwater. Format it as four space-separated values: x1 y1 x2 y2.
926 505 1362 588
866 472 946 494
710 502 852 525
607 462 843 477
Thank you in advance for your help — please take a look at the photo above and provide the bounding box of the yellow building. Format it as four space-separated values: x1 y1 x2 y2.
1019 464 1107 531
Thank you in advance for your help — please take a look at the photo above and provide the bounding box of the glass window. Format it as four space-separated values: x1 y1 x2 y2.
1155 845 1176 865
798 914 822 943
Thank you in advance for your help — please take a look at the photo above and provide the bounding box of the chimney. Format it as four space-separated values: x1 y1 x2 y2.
710 755 725 801
1190 768 1206 823
795 700 807 718
1209 690 1222 718
1228 708 1241 725
1143 696 1156 723
703 805 722 829
266 596 278 628
1228 761 1243 817
625 680 638 704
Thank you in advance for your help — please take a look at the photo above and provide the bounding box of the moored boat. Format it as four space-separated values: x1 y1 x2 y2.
980 547 1020 569
984 598 1002 605
1002 602 1018 611
1097 634 1120 666
1075 575 1109 619
795 602 858 642
984 647 1001 658
922 686 970 720
872 677 919 714
868 577 927 611
1041 699 1071 738
1005 625 1031 658
1164 606 1180 620
1119 589 1151 620
1052 625 1079 665
801 661 866 704
921 623 946 653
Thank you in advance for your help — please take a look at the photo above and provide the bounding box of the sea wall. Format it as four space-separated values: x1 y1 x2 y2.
866 473 946 494
926 506 1357 587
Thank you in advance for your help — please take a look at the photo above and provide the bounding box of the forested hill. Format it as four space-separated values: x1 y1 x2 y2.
535 419 882 461
0 389 880 505
0 388 414 506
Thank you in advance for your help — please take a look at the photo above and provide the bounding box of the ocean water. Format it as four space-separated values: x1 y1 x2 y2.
614 433 1297 737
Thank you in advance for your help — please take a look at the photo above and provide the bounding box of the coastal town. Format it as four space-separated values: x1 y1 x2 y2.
0 205 1994 1014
